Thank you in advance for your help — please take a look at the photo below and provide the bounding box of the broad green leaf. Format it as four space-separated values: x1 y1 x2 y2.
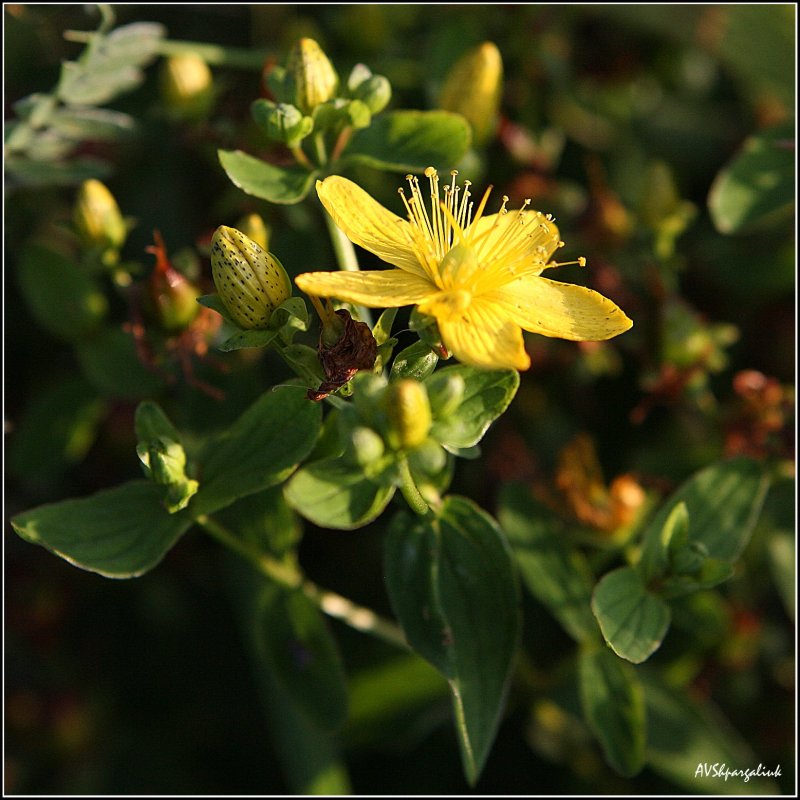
219 327 279 352
255 582 349 731
219 149 318 204
76 327 166 399
384 497 520 785
643 672 780 794
57 61 143 106
284 459 395 530
579 646 646 777
7 377 108 484
346 110 472 173
390 340 439 381
638 457 770 582
191 386 322 515
10 480 192 578
708 122 795 234
17 244 108 341
48 107 136 141
428 365 519 449
345 653 449 750
497 484 597 643
591 567 671 664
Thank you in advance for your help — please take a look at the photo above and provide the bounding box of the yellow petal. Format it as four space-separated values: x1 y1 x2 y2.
428 294 530 370
488 276 633 341
295 268 434 308
316 177 429 278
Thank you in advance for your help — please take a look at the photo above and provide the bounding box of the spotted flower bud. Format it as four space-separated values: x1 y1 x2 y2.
211 226 291 329
439 41 503 146
73 179 127 258
286 38 338 115
160 54 214 120
384 379 433 450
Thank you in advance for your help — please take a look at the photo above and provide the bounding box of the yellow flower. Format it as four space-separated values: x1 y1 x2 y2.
295 169 633 370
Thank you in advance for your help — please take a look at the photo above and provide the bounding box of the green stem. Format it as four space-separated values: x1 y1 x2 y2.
64 31 270 70
196 514 408 650
397 456 431 517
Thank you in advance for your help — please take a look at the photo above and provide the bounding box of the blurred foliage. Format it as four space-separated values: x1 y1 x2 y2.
4 3 795 796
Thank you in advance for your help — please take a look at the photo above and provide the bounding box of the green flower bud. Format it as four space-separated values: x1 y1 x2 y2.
425 371 466 419
348 64 392 114
439 41 503 146
407 438 448 476
235 213 271 251
211 226 291 330
73 179 127 257
384 379 433 450
343 425 385 467
160 54 214 120
251 99 313 147
286 38 338 115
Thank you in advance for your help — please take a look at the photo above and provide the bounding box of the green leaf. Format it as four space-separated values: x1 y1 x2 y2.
428 365 519 449
708 122 795 234
591 567 671 664
191 386 322 515
17 244 108 341
255 581 349 731
372 308 398 345
197 293 235 324
497 484 598 643
767 532 795 623
346 110 472 173
76 327 166 399
384 497 520 785
4 155 113 188
390 340 439 381
284 459 396 530
134 400 181 444
643 672 780 794
219 149 318 204
86 21 166 71
57 61 143 106
219 327 279 352
638 457 770 582
48 107 136 141
10 480 192 578
579 646 646 777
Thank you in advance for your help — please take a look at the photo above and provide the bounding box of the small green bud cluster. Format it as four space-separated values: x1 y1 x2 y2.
210 226 291 330
256 38 391 152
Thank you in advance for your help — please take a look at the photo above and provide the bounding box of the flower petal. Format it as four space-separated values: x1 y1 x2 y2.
295 269 434 308
316 177 429 278
423 294 530 370
488 276 633 341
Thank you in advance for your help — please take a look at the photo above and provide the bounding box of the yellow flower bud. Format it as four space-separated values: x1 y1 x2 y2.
286 38 338 115
211 226 291 329
160 54 214 119
235 213 271 251
384 379 433 450
439 41 503 146
73 179 127 256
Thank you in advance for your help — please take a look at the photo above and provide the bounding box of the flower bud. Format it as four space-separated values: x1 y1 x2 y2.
211 226 291 329
160 54 214 120
347 64 391 114
439 41 503 146
286 38 338 115
251 99 313 147
235 213 271 251
425 371 466 419
384 379 433 450
343 425 385 467
73 179 127 258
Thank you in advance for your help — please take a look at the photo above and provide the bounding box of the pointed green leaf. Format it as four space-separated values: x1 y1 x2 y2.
284 459 395 530
428 365 519 449
219 149 318 204
639 457 770 581
255 581 349 731
579 646 646 777
709 122 794 234
219 327 280 352
191 387 322 515
384 497 520 785
592 566 671 664
497 484 597 643
390 340 439 381
10 480 192 578
346 110 472 173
